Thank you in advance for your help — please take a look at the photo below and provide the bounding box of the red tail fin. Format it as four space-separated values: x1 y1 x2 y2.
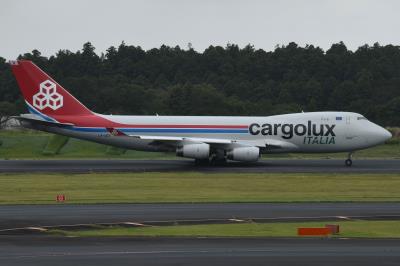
10 60 92 118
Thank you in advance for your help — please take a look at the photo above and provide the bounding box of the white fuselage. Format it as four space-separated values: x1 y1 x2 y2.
32 111 391 155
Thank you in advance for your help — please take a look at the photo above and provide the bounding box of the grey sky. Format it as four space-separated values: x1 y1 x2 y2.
1 0 400 60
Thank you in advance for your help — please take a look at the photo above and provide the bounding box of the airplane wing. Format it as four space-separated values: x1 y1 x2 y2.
104 128 299 152
129 135 244 150
264 138 298 150
132 135 234 144
130 135 299 153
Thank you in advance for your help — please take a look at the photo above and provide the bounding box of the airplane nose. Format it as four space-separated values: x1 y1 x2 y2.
374 126 392 143
382 128 392 141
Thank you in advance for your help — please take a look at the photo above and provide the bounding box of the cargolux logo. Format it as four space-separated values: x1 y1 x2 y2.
32 80 63 110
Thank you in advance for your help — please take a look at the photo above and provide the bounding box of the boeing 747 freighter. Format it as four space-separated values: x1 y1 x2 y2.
10 60 392 166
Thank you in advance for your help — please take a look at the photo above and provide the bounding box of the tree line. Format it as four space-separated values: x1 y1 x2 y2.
0 41 399 126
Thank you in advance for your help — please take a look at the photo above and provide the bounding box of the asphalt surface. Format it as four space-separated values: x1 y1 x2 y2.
1 160 399 265
1 203 400 230
1 236 400 266
0 159 400 173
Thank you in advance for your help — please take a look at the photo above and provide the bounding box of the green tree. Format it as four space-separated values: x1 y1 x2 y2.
0 101 17 129
0 42 399 126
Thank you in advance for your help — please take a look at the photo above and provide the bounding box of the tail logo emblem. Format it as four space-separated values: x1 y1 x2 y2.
33 80 63 110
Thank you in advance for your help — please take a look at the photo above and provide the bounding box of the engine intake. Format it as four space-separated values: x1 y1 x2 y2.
227 147 260 162
176 143 210 159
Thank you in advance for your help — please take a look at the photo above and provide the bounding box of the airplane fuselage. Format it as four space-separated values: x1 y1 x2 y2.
26 111 390 154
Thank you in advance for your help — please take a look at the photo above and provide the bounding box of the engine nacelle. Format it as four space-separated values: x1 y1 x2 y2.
227 147 260 162
176 143 210 159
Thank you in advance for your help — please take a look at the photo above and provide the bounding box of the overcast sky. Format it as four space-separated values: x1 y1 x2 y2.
1 0 400 59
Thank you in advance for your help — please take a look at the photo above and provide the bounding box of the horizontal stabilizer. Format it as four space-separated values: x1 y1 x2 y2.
13 115 74 128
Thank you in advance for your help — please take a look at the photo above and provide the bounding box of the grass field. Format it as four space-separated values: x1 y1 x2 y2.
0 130 173 159
1 172 400 204
0 129 399 159
50 220 400 238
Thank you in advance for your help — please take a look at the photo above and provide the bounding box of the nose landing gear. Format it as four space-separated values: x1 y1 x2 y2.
345 152 353 167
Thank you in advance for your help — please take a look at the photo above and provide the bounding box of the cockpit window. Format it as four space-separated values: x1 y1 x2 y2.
357 116 367 120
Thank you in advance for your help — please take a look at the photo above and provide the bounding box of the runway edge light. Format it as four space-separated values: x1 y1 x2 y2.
56 194 66 202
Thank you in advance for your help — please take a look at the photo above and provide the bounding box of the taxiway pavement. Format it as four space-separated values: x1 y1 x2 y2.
1 203 400 230
1 236 400 266
0 159 399 173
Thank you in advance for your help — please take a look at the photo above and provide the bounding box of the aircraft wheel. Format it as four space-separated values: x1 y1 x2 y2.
345 159 352 167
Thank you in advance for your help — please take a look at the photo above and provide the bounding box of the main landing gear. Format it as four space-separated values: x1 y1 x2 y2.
194 153 227 166
345 152 353 167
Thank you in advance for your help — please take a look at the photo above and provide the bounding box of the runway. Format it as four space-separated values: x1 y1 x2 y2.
1 203 400 230
0 159 399 173
1 236 400 266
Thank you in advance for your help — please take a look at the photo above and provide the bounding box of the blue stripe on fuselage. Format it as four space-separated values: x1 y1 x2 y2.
26 103 57 122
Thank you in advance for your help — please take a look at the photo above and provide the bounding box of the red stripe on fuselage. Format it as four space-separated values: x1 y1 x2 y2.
52 114 248 129
113 124 248 128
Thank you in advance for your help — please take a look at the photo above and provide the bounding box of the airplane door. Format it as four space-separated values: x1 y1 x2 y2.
345 116 351 139
345 115 356 140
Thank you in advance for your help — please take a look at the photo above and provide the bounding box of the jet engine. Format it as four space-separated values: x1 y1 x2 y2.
227 147 260 162
176 143 210 159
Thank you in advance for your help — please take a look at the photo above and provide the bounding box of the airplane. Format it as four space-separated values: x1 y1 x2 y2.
10 60 392 166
